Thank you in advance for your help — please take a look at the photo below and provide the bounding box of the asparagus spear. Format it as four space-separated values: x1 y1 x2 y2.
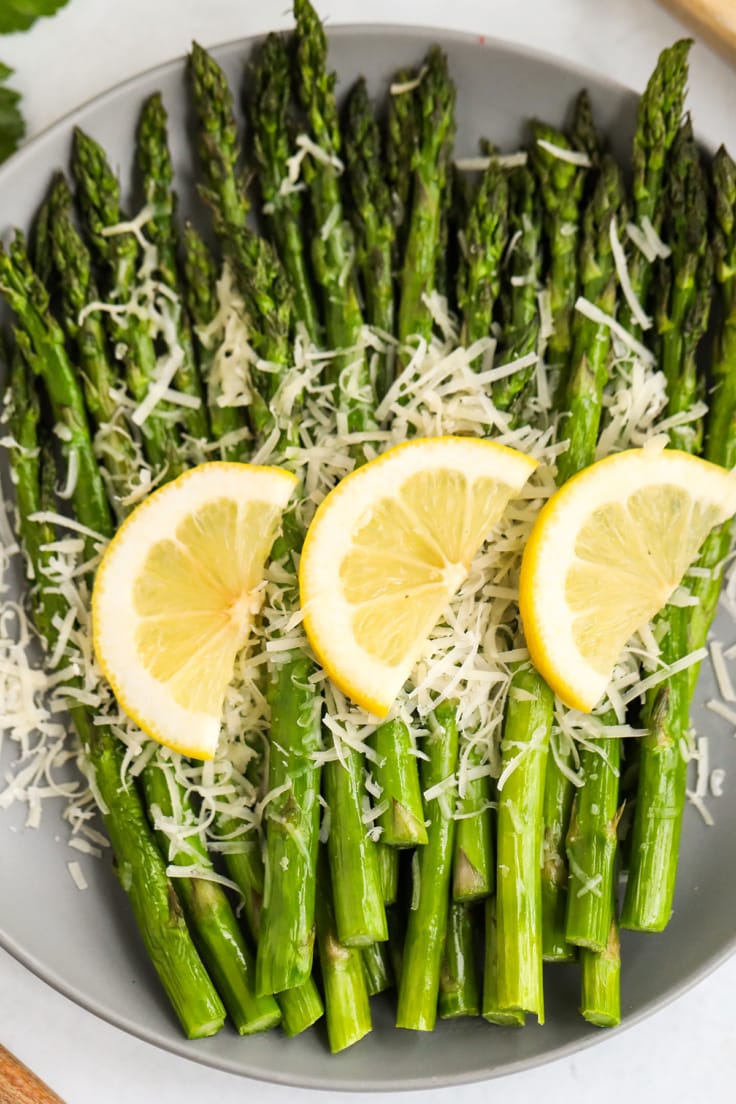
315 850 372 1052
495 664 553 1022
343 76 396 396
323 736 388 946
539 155 624 960
71 127 184 478
556 154 624 482
579 883 621 1027
385 66 419 265
492 166 543 415
217 811 325 1036
621 121 715 934
397 46 456 349
570 89 604 165
452 151 510 901
293 0 373 429
360 939 394 997
685 146 736 672
3 340 225 1039
189 56 326 993
180 220 249 459
654 117 711 454
141 754 281 1034
42 172 141 518
188 41 249 232
249 31 321 340
438 902 480 1019
481 896 525 1026
528 118 589 387
457 150 509 348
620 39 692 338
135 92 209 441
0 232 112 542
564 736 623 952
370 718 427 848
396 701 459 1032
187 42 277 438
378 843 400 905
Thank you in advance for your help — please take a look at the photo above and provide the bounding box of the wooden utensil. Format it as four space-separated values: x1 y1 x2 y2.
658 0 736 58
0 1045 65 1104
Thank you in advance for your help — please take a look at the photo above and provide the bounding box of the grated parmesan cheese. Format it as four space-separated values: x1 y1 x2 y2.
609 214 652 331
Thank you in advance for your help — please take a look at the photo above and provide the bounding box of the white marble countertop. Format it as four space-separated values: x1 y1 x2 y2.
2 1 736 1101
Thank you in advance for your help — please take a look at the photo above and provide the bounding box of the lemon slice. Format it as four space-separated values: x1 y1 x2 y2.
519 447 736 712
92 462 298 760
299 436 537 716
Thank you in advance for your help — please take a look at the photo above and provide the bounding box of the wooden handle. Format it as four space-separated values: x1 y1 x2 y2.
658 0 736 57
0 1045 65 1104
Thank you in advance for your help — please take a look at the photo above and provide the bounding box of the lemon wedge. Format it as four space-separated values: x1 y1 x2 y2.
299 436 537 716
92 462 298 760
519 447 736 712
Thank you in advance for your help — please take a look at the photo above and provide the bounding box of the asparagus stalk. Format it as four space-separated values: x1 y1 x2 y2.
621 121 715 934
492 166 543 415
182 231 323 1031
293 0 373 428
189 44 326 993
343 76 396 396
370 718 427 848
0 233 113 542
135 92 209 441
481 896 525 1026
218 815 324 1036
528 118 589 386
360 940 394 997
438 902 480 1019
188 42 249 232
685 145 736 674
257 648 323 994
579 884 621 1027
315 850 372 1052
495 664 553 1022
323 741 388 946
3 340 225 1039
396 701 459 1032
43 172 141 518
397 46 456 349
451 152 512 901
564 735 623 951
378 841 400 905
187 42 277 438
249 31 321 340
570 89 604 165
180 220 249 458
620 39 692 338
385 66 419 265
141 755 281 1034
453 762 494 902
457 150 509 348
654 118 711 454
556 154 624 482
540 155 624 959
70 127 183 478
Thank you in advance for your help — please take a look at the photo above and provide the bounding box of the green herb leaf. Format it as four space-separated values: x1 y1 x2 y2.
0 62 24 162
0 1 70 36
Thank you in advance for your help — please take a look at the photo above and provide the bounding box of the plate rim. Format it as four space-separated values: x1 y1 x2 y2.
1 21 733 1092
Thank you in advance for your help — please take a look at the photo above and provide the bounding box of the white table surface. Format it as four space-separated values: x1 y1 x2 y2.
2 1 736 1101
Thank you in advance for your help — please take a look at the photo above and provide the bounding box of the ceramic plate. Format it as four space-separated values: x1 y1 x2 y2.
1 26 735 1091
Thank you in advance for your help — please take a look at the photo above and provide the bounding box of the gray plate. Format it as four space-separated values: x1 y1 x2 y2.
1 26 735 1093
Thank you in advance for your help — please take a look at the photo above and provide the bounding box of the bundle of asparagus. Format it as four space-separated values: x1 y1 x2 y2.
1 0 734 1055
